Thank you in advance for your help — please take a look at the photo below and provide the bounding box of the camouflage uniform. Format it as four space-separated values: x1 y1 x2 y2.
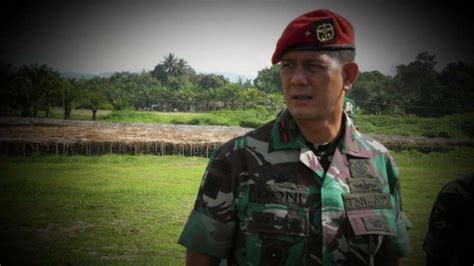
343 97 356 122
178 110 411 265
423 173 474 266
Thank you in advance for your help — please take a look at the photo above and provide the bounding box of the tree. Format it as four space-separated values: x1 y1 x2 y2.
162 53 179 76
238 87 265 110
151 54 196 88
391 52 444 116
80 77 110 120
439 61 474 114
195 73 229 90
61 78 82 119
14 64 62 117
254 64 282 93
349 71 393 114
0 62 17 116
176 58 195 77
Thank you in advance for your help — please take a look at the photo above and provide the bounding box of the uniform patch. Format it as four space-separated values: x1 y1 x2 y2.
348 178 383 193
362 216 390 232
249 185 307 205
202 174 222 199
343 193 392 210
349 159 371 178
346 211 395 236
248 212 307 237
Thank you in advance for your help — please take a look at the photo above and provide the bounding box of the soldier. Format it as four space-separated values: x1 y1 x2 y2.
343 97 356 122
178 9 411 265
423 173 474 266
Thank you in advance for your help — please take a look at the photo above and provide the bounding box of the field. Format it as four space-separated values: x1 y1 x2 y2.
18 108 474 139
0 117 250 157
1 149 474 265
1 117 473 157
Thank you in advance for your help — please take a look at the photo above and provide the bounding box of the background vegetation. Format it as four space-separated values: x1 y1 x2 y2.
1 52 473 121
1 149 473 265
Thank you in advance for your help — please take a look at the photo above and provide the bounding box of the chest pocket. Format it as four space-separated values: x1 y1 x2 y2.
243 184 310 265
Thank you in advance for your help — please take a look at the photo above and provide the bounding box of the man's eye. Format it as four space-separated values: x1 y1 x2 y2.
281 63 292 68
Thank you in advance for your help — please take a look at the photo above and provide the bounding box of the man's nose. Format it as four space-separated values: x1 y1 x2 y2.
290 67 308 87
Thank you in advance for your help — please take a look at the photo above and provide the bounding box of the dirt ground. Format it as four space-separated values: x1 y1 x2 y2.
0 117 251 144
0 117 472 155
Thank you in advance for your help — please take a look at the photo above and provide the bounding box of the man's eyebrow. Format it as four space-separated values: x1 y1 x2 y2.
305 58 326 64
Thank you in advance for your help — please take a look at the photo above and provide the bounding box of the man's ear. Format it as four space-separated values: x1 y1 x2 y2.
342 62 359 91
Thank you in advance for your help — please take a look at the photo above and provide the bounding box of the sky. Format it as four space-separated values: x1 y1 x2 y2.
1 0 473 80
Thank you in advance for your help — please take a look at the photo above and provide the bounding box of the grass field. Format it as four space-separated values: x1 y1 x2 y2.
1 149 473 265
99 110 474 139
15 107 113 120
100 109 269 128
9 107 474 138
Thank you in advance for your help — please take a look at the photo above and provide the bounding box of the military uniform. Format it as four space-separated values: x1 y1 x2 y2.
178 110 411 265
423 174 474 266
344 97 356 122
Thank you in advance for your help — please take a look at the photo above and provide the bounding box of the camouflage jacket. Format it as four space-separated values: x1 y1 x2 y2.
178 110 411 265
423 173 474 266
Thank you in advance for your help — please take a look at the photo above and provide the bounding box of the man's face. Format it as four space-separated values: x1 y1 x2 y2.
280 50 345 122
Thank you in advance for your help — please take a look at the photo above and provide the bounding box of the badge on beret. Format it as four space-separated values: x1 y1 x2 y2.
314 19 335 43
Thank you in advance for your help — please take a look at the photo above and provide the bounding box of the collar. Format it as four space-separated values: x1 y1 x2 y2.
270 109 371 158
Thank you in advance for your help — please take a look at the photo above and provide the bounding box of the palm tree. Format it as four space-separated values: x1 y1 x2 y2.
161 53 178 75
15 64 61 117
176 58 194 76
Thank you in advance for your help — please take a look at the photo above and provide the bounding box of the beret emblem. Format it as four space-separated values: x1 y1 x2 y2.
315 21 335 43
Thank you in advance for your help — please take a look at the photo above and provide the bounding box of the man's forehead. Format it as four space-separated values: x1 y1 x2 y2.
280 50 333 61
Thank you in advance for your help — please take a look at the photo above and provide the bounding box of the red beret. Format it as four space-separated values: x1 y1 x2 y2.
272 9 355 64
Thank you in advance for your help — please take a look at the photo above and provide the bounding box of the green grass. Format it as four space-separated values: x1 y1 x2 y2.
0 155 208 265
100 109 274 128
393 148 474 265
8 107 474 138
99 109 474 138
357 112 474 138
12 107 113 120
1 150 473 265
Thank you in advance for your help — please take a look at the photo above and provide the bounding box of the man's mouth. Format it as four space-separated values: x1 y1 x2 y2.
291 94 313 100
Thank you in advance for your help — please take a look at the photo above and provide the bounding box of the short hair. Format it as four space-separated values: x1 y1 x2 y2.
327 49 356 65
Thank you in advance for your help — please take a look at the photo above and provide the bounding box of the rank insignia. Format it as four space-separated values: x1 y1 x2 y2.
362 215 390 232
349 159 372 178
348 178 383 193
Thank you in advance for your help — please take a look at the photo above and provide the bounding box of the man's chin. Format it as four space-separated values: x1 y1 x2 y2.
288 109 323 121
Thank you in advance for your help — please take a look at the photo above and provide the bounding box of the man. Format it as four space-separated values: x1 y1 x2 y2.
423 173 474 266
178 9 411 265
343 97 356 122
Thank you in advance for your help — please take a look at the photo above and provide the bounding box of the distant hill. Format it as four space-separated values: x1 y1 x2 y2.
60 72 114 79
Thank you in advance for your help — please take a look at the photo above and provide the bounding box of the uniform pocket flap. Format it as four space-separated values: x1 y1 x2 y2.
247 211 308 237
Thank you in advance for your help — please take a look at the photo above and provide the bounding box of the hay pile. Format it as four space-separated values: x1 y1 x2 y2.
0 117 251 156
0 117 472 156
